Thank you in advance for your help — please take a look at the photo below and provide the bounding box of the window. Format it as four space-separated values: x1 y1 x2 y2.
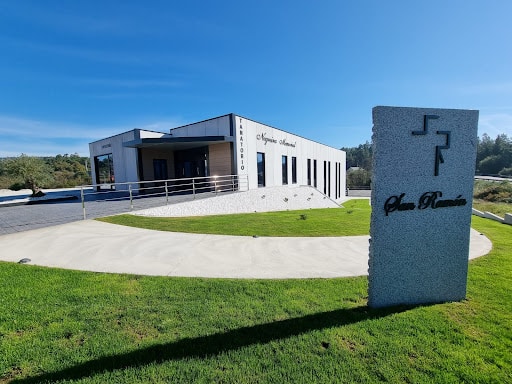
292 157 297 184
323 161 327 194
282 155 288 185
307 159 312 186
328 161 331 197
257 152 266 187
95 153 115 186
337 162 341 197
335 162 339 199
339 162 342 197
313 159 317 188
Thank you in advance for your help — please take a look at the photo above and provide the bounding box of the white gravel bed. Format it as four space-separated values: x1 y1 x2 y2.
0 188 82 205
0 188 33 197
134 185 344 217
0 187 87 197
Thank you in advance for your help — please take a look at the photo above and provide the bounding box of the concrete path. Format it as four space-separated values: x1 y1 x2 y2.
0 220 492 279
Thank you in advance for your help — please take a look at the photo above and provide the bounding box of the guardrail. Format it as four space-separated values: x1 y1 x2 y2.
474 175 512 182
79 174 249 219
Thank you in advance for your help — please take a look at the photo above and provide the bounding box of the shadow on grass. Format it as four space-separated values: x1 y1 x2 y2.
12 305 414 383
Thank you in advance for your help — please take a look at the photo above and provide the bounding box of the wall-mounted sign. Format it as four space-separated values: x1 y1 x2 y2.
256 132 296 148
238 118 245 171
384 191 468 216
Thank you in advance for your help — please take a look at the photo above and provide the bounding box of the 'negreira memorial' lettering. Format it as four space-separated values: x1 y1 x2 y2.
256 132 296 147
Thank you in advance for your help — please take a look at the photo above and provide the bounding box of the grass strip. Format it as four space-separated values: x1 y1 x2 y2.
473 199 512 217
97 199 370 237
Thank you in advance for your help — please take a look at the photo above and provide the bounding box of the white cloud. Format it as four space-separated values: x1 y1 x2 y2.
0 115 120 141
0 115 184 157
0 36 150 65
460 83 512 95
478 113 512 138
0 140 89 158
75 78 182 88
1 2 218 39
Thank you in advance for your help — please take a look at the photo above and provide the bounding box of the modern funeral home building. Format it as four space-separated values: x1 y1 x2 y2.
89 114 347 202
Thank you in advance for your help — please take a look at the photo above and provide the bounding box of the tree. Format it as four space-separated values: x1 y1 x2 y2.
476 133 494 164
4 154 54 196
478 155 505 175
476 133 512 175
346 168 371 188
341 141 373 171
46 153 91 187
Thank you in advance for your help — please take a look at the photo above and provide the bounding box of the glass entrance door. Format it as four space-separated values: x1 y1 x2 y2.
174 147 208 179
153 159 168 180
94 153 115 190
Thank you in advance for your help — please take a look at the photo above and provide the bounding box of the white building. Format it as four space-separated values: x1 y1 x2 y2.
89 114 346 202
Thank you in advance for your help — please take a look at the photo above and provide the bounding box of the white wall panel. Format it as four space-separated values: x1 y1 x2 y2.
170 115 232 137
89 130 139 190
233 115 346 202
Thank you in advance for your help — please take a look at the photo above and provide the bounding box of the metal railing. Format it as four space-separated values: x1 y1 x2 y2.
79 174 249 219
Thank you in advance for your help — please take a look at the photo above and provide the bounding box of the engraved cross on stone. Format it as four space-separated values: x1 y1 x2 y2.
412 115 451 176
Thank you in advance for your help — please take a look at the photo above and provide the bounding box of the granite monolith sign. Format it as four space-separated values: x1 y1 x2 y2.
368 106 479 308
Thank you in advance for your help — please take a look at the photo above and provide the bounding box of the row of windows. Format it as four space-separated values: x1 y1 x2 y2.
335 162 342 199
306 159 318 188
281 155 298 185
257 153 342 198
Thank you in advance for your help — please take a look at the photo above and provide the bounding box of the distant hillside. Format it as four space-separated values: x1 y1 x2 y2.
341 133 512 188
0 154 91 190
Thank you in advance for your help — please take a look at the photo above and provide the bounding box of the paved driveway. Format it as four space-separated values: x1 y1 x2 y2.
0 188 368 235
0 190 217 235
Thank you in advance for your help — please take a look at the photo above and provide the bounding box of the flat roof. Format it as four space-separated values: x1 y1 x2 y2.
123 136 232 151
171 113 344 152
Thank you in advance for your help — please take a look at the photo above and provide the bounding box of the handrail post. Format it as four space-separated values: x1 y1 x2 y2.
215 178 218 195
81 185 86 220
165 181 169 205
129 184 133 210
192 178 196 199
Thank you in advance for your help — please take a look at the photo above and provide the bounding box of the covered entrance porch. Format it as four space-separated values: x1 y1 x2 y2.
123 135 235 193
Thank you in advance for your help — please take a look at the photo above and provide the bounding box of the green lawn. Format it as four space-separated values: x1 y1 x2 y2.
0 206 511 382
97 199 370 237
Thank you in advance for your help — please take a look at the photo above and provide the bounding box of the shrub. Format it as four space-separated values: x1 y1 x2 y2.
498 167 512 177
473 181 512 203
346 169 371 188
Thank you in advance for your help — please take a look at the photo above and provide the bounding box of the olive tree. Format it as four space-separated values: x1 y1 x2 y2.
4 154 54 196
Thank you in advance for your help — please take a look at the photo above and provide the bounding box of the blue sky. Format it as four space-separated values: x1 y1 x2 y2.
1 0 511 157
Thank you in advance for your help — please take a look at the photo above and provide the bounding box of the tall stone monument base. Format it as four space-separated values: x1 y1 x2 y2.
369 106 479 308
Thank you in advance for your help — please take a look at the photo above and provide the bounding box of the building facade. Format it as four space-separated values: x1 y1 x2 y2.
89 113 346 202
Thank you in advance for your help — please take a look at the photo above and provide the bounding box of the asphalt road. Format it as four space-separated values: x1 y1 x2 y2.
0 190 215 236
